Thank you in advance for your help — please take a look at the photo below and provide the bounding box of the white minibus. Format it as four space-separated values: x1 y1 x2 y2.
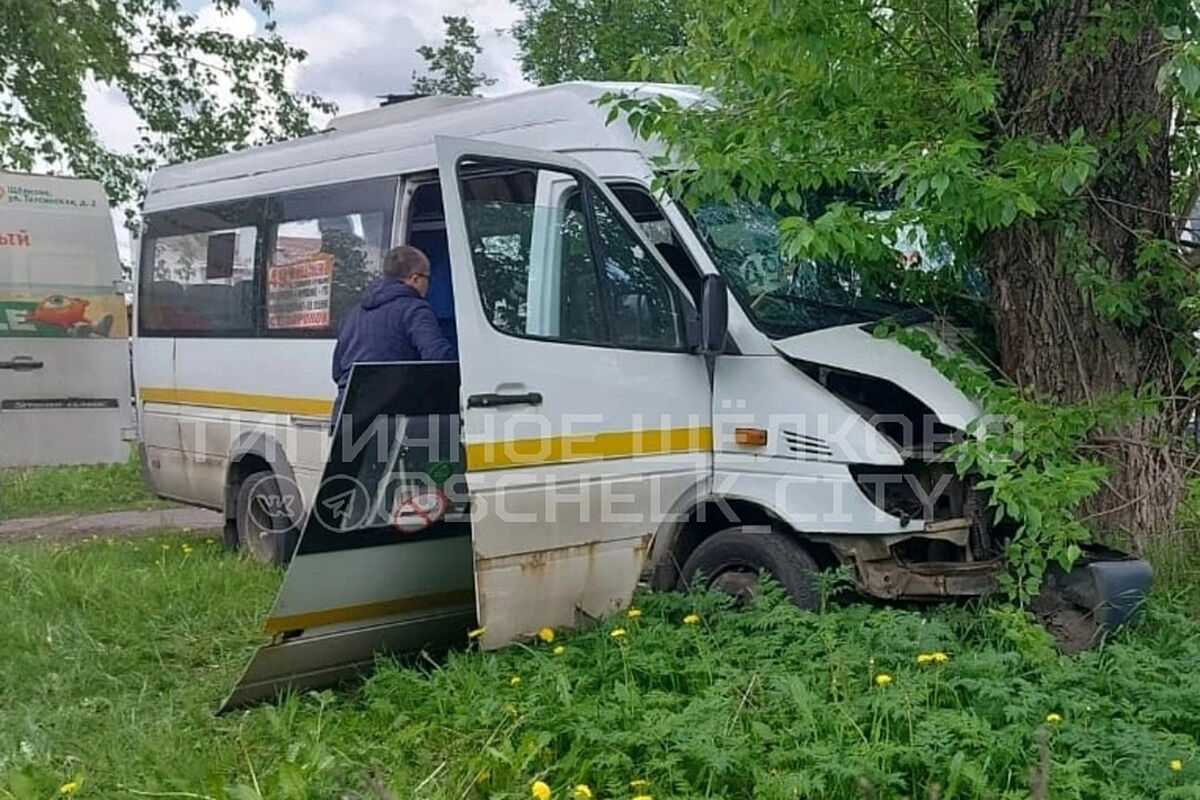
131 83 1150 707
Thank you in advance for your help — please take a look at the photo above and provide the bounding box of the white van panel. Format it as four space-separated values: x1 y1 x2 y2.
0 172 131 467
138 337 335 507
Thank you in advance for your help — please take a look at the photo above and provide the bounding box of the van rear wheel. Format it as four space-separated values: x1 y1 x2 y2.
680 527 819 610
234 470 297 565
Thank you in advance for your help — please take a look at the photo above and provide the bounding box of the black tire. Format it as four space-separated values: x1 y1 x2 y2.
234 470 298 565
680 526 820 610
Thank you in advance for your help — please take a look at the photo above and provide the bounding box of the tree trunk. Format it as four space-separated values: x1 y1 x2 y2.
976 0 1184 546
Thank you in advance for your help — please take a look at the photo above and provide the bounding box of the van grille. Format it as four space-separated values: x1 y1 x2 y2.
780 429 833 459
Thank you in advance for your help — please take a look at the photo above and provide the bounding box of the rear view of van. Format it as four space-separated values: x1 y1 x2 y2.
0 172 131 468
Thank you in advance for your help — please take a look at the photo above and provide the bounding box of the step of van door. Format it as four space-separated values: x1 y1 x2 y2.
221 361 474 711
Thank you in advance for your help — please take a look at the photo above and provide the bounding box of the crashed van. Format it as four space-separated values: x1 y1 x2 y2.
130 83 1150 709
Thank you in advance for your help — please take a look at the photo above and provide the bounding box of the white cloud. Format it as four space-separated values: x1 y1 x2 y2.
81 0 533 255
87 0 533 149
84 84 141 154
283 0 530 120
194 3 257 37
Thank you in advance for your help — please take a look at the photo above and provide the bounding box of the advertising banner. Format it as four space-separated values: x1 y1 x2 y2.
0 288 128 338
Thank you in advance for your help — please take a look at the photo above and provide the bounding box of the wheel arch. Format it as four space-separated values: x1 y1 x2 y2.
649 492 840 591
224 432 301 544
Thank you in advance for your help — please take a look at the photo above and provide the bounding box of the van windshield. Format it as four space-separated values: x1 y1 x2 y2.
686 198 952 339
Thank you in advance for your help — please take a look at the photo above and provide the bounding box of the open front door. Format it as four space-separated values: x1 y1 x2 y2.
222 361 473 710
435 136 713 649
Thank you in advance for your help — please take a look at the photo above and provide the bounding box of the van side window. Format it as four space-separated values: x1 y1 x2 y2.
140 201 261 336
461 167 607 343
265 178 396 335
590 192 687 349
459 163 687 351
609 183 704 308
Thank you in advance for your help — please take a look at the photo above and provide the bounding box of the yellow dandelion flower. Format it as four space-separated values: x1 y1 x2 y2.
632 795 653 800
930 651 949 663
531 779 552 800
205 538 216 545
182 545 194 554
105 538 115 546
1045 713 1063 724
504 703 519 716
510 675 522 686
553 645 566 657
467 626 486 639
610 627 628 639
572 784 593 799
682 613 700 625
538 626 556 643
1171 759 1183 772
626 607 643 618
630 779 650 789
59 782 79 795
160 543 170 551
874 673 893 687
916 653 933 664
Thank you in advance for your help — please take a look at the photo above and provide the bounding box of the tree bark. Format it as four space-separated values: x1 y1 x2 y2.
976 0 1184 545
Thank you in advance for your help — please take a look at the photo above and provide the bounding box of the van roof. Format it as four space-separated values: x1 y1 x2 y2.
145 81 703 213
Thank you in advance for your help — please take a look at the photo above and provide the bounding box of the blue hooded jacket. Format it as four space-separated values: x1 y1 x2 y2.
330 278 456 421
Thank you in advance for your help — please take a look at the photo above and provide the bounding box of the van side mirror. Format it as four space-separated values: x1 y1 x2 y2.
700 274 728 355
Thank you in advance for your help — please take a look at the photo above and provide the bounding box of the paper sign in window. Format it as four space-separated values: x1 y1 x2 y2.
267 254 334 330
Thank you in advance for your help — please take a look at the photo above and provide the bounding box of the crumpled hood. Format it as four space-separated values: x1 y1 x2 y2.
360 278 418 310
772 323 982 429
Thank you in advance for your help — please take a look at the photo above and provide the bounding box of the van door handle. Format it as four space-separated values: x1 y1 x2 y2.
466 391 543 408
0 356 43 371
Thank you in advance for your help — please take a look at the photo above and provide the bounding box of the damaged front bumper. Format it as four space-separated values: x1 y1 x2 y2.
810 525 1153 634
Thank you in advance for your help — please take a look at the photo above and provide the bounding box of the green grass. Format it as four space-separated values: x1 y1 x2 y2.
0 448 172 519
1143 478 1200 619
4 534 1200 800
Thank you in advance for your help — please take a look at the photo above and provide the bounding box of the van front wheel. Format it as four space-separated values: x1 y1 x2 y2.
679 527 819 610
234 470 297 565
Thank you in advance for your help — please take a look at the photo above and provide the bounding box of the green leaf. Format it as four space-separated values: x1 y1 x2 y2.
1179 62 1200 95
1060 169 1080 195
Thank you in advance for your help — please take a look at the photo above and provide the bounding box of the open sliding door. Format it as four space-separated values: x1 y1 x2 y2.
222 361 472 710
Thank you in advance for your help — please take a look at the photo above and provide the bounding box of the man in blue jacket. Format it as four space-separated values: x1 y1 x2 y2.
330 245 456 427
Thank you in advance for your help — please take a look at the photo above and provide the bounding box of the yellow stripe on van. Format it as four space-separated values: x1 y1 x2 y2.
465 425 713 471
264 589 475 633
139 386 333 416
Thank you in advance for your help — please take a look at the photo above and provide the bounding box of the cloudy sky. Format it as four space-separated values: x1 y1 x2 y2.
86 0 534 257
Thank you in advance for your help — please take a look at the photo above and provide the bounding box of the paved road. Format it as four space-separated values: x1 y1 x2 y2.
0 506 223 543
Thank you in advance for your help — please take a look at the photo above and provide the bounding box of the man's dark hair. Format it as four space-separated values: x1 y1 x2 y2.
383 245 430 279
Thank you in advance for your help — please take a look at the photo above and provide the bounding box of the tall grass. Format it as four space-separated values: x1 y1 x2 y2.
1143 477 1200 619
0 447 169 519
3 534 1200 799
